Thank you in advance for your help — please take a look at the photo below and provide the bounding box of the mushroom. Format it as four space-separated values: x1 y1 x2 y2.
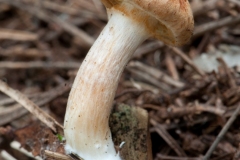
64 0 194 160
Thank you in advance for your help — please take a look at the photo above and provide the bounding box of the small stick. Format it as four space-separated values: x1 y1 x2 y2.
0 81 71 126
0 29 38 41
127 68 171 91
122 80 160 94
150 119 187 157
128 61 184 88
194 14 240 38
203 104 240 160
0 150 17 160
195 33 211 55
170 47 205 77
44 150 73 160
233 144 240 160
145 103 225 119
217 58 236 88
0 3 10 12
157 153 202 160
0 80 63 133
0 47 49 58
165 53 180 80
229 0 240 6
115 88 142 100
133 41 163 59
91 0 104 14
0 61 80 69
0 0 94 47
72 0 106 20
191 0 218 16
39 0 105 20
10 141 43 160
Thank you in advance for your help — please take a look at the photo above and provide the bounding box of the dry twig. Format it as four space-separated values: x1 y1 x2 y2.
23 0 106 20
133 41 163 59
145 103 225 119
217 58 236 88
203 104 240 160
157 154 202 160
128 61 185 88
0 81 71 126
191 0 218 16
0 45 50 58
10 141 43 160
194 14 240 38
44 150 73 160
0 150 17 160
165 53 180 80
127 68 171 91
0 0 94 47
0 61 80 69
0 28 38 41
170 47 205 77
151 119 187 157
0 80 63 133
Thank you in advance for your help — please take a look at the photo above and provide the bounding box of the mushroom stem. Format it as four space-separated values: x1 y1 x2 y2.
64 9 149 160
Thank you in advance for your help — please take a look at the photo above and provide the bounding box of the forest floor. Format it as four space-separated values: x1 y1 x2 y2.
0 0 240 160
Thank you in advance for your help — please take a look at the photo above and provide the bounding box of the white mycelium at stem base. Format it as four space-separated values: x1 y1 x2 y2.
64 9 149 160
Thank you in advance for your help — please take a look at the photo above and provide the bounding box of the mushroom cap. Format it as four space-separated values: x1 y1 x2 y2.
102 0 194 46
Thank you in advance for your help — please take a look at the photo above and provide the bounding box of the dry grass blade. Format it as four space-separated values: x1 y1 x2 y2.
0 80 63 133
0 28 38 41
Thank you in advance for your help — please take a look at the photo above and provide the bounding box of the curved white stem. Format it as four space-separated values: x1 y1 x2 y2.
64 9 149 160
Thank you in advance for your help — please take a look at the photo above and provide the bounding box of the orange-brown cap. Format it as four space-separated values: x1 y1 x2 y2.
101 0 194 46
